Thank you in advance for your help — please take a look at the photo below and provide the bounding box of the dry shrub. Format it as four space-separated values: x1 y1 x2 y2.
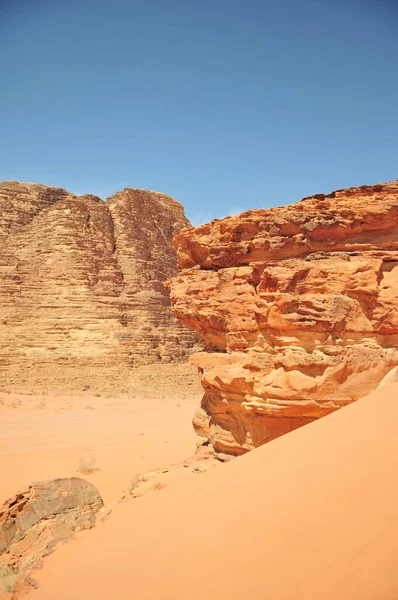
0 566 22 594
76 454 97 474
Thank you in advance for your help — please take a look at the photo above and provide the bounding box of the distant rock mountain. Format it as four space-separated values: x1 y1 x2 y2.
0 181 198 384
168 180 398 455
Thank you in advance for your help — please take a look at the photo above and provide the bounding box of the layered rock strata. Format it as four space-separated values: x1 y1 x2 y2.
0 478 103 594
0 181 198 380
168 181 398 455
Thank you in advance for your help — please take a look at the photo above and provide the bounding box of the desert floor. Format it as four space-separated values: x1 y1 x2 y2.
2 369 398 600
0 363 202 507
20 382 398 600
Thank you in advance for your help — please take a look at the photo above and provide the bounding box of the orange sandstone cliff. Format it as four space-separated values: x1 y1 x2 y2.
168 181 398 455
0 181 198 383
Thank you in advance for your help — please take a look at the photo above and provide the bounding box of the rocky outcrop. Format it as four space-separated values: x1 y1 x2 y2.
168 181 398 455
0 182 198 384
0 478 103 594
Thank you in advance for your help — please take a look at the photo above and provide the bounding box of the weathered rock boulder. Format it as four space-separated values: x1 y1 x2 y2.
0 478 103 593
0 182 198 385
168 181 398 455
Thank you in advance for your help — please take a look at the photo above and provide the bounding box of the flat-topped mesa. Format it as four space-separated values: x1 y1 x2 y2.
168 180 398 455
0 181 198 383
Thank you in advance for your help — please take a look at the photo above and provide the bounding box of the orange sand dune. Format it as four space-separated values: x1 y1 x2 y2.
29 382 398 600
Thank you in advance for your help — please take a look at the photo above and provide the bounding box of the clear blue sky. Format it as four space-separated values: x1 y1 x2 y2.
1 0 397 225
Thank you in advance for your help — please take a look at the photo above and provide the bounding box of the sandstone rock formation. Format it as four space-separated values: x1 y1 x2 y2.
168 181 398 455
0 181 198 385
0 478 103 594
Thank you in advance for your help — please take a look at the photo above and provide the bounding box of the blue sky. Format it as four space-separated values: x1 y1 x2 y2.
1 0 397 225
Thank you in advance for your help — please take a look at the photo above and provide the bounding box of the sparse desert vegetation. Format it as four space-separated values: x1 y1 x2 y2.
8 399 22 408
0 565 23 594
76 454 97 474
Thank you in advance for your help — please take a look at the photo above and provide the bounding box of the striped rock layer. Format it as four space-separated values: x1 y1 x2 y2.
0 181 198 384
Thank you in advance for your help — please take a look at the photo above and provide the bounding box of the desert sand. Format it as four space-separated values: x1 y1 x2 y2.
18 380 398 600
0 363 202 507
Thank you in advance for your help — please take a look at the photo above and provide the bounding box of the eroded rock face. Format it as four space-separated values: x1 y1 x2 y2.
168 181 398 455
0 182 198 383
0 478 103 580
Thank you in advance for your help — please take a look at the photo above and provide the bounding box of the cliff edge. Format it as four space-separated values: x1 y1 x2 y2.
168 181 398 454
